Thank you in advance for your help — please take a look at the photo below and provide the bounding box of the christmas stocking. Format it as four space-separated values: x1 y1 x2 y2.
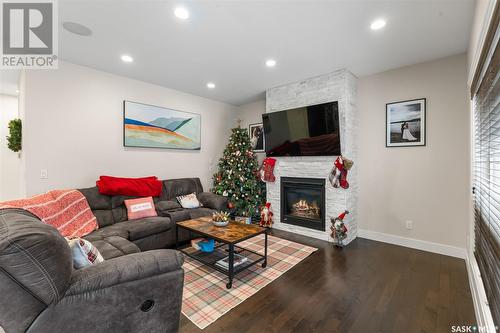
340 157 354 189
329 156 343 188
260 157 276 182
329 156 354 189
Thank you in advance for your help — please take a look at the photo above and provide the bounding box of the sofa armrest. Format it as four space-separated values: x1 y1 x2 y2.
66 249 183 296
197 192 229 211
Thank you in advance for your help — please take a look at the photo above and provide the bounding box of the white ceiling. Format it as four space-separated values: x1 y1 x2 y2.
59 0 474 106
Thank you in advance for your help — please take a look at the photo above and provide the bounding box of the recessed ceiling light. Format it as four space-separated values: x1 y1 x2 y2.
174 7 189 20
15 89 19 94
121 55 134 63
207 82 216 89
370 19 386 30
265 59 276 67
62 21 92 36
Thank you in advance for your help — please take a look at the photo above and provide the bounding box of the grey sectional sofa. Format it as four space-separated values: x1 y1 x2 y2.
0 177 227 333
79 177 227 256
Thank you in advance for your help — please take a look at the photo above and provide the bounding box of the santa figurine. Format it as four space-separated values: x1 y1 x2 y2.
259 203 273 228
330 210 349 247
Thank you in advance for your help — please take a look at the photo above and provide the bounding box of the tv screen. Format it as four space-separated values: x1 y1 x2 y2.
263 101 341 157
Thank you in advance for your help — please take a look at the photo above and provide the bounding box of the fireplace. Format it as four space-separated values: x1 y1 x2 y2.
280 177 325 231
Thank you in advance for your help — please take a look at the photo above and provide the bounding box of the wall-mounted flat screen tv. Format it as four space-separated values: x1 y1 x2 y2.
262 101 341 157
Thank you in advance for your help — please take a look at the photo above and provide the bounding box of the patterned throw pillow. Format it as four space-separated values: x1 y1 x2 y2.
177 193 202 209
124 197 158 220
67 238 104 269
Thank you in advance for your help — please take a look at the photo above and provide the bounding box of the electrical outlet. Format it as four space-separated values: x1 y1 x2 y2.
405 220 413 230
40 169 48 179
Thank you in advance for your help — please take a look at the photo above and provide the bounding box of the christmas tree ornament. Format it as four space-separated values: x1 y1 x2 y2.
259 157 277 182
259 203 273 228
330 210 349 247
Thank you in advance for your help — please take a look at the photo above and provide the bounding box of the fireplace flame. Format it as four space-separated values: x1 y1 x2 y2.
291 199 320 218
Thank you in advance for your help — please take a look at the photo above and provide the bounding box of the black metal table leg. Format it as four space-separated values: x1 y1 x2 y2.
262 230 268 268
227 244 234 289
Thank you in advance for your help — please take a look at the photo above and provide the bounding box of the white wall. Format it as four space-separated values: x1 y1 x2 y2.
358 54 469 249
237 99 266 163
236 54 470 251
23 61 237 195
0 94 22 200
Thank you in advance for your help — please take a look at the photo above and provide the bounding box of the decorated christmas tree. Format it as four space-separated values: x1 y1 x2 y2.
213 126 265 217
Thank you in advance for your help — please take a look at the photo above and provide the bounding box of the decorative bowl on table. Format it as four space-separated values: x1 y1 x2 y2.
212 211 230 227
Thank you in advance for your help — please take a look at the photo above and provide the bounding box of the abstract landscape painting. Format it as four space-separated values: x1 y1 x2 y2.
124 101 201 149
386 98 426 147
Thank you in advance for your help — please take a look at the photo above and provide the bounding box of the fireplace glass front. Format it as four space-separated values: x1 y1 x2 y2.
281 177 325 231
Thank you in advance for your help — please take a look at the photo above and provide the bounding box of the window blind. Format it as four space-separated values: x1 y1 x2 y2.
472 6 500 326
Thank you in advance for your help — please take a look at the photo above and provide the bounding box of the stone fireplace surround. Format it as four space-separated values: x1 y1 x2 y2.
265 69 358 245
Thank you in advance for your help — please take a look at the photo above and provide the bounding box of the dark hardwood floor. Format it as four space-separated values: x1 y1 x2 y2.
179 229 476 333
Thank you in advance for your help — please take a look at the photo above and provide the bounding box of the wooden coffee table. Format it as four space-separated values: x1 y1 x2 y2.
176 216 268 289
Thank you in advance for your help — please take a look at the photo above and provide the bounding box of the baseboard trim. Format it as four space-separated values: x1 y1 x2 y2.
466 253 497 332
358 229 466 259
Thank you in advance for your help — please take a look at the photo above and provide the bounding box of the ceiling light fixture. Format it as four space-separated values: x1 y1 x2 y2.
370 19 386 30
207 82 216 89
265 59 276 67
62 21 92 36
174 7 189 20
121 55 134 63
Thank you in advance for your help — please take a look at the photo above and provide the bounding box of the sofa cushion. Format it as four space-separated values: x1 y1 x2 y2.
89 236 141 260
85 216 172 244
91 209 114 227
161 178 203 201
79 187 111 210
83 225 128 241
189 208 216 219
155 200 182 212
197 192 229 211
126 217 172 240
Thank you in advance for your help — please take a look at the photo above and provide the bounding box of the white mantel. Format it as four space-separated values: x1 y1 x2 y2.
265 69 358 244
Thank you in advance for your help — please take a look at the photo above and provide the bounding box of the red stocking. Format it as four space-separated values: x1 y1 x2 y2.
260 158 276 182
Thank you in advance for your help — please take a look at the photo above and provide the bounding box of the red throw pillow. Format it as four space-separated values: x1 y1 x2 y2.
97 176 162 197
124 197 158 220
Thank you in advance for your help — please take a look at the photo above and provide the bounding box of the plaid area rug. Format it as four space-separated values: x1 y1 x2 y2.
181 234 317 329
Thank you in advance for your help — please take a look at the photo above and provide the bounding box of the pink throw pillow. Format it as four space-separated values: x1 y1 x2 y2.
124 197 158 220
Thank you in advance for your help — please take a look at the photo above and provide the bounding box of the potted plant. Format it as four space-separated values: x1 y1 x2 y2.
7 118 22 152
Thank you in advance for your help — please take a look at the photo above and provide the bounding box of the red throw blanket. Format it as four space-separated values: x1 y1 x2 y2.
0 189 98 238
